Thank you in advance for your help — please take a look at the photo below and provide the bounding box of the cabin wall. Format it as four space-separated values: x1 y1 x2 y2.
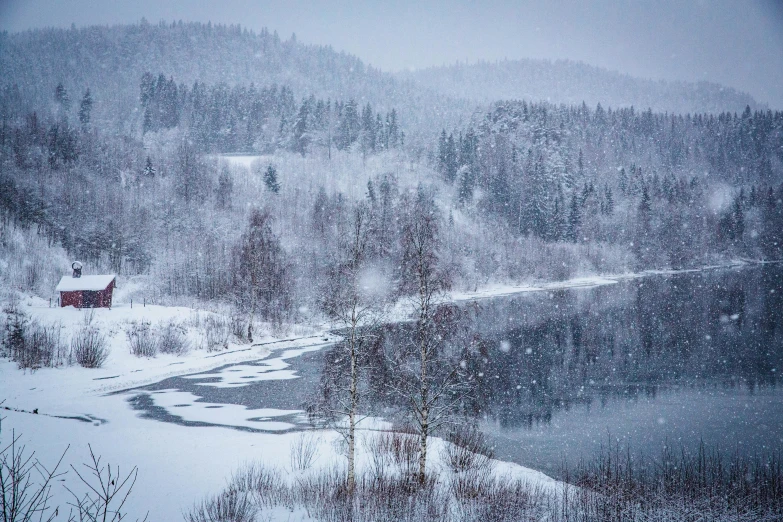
98 281 114 308
61 291 82 308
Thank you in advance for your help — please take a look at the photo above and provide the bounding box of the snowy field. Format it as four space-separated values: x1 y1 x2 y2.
1 293 560 520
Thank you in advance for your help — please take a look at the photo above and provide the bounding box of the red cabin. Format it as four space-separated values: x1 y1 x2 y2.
56 263 116 308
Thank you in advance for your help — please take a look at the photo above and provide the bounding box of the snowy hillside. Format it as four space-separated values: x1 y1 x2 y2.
402 59 762 115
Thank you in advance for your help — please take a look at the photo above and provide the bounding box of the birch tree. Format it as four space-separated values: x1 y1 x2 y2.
398 187 455 484
314 202 387 491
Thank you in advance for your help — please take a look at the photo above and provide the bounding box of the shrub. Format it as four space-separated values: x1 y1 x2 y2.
363 429 420 477
187 435 783 522
290 432 319 472
185 459 544 522
156 320 190 355
567 441 783 521
1 305 68 369
185 491 256 522
228 308 250 343
126 321 157 357
72 324 109 368
442 424 495 475
202 315 229 352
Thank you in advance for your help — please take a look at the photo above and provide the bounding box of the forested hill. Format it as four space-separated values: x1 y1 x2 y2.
0 21 762 143
402 59 762 115
434 101 783 268
0 21 468 142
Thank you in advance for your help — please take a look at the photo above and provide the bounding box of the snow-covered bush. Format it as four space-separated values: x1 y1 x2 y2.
185 490 256 522
126 321 158 357
441 425 495 475
1 304 68 369
156 320 191 355
201 315 230 352
289 432 319 472
72 321 109 368
228 309 250 343
185 457 550 522
362 429 419 476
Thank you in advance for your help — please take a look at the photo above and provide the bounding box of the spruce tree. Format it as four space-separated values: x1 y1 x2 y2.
78 89 93 127
264 165 280 193
143 156 156 177
619 167 628 195
567 192 581 242
603 184 614 215
54 83 71 113
445 133 458 183
731 194 745 243
458 167 474 205
437 130 448 178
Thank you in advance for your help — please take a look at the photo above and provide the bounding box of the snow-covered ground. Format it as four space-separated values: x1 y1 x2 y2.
1 295 558 520
447 259 752 303
1 260 760 519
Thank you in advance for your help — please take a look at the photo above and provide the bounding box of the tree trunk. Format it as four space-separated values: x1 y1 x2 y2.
417 286 429 484
347 308 358 492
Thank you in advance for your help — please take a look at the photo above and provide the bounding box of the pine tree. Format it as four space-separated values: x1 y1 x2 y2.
216 168 234 209
264 164 280 193
550 187 566 241
603 184 614 215
445 133 458 183
567 192 581 242
732 194 745 242
54 83 71 113
360 103 376 156
639 183 651 214
619 167 628 195
528 154 552 238
458 167 474 205
337 99 359 150
143 156 156 177
437 130 448 177
293 97 310 156
78 89 93 127
634 183 654 268
386 109 400 148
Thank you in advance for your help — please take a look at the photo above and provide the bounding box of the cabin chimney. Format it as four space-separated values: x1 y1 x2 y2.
72 261 83 278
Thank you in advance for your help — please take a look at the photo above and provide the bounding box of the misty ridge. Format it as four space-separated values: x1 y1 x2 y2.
1 17 783 522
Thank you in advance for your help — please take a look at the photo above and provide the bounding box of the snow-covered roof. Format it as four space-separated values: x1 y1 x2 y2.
56 274 116 292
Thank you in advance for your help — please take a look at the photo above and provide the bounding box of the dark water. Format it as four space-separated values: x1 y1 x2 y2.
127 265 783 476
435 264 783 475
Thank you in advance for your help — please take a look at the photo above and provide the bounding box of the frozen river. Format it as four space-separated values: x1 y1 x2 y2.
125 265 783 477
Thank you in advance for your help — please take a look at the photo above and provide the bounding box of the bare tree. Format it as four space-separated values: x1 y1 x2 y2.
314 202 387 491
65 444 147 522
397 187 456 484
0 407 68 522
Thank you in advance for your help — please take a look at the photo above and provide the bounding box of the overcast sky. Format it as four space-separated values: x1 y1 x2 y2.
2 0 782 107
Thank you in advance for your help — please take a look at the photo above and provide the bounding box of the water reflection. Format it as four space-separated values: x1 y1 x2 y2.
368 265 783 470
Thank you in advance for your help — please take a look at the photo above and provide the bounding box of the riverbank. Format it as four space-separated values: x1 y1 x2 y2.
0 258 774 519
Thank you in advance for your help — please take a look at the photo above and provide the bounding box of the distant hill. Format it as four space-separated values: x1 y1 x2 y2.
400 59 761 115
0 21 469 141
0 23 760 143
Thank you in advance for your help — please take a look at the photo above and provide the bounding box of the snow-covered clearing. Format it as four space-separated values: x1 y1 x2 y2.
0 295 558 520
